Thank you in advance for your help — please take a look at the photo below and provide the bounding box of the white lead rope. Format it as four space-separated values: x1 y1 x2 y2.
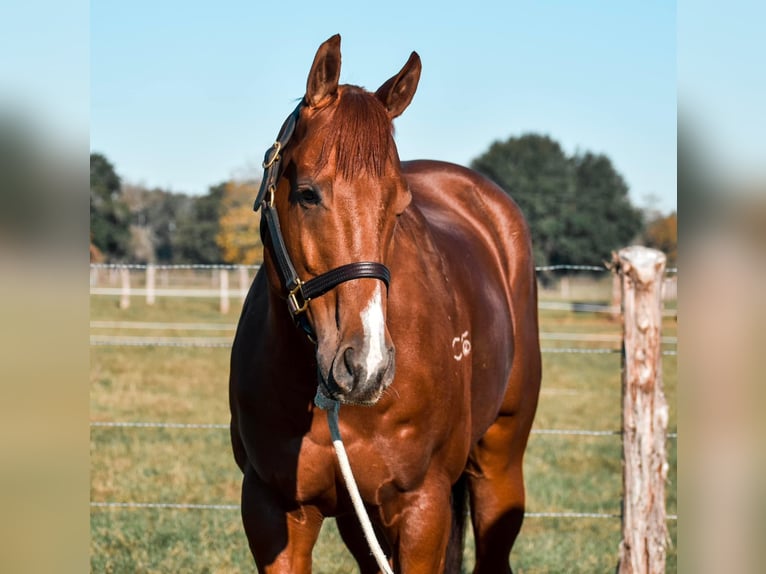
314 392 394 574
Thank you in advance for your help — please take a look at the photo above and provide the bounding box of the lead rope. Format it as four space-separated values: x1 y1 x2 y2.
314 392 395 574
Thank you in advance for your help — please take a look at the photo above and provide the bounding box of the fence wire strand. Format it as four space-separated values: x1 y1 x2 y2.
90 263 260 271
88 501 678 522
89 420 678 440
91 501 239 511
89 338 678 356
91 421 229 429
90 262 678 274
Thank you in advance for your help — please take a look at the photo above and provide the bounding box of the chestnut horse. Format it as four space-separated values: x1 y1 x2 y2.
230 34 541 574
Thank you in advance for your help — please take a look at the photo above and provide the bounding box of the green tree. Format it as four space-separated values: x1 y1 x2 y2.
563 152 644 264
172 183 224 263
90 153 130 260
470 135 643 266
122 184 191 263
150 191 190 263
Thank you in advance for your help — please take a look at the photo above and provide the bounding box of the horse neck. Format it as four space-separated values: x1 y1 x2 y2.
260 271 320 399
390 199 441 267
255 249 316 378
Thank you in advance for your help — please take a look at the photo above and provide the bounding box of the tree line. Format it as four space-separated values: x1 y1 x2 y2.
90 134 676 267
90 153 261 265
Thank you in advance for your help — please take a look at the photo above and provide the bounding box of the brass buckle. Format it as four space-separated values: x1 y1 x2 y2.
287 281 309 316
262 142 281 169
265 184 276 208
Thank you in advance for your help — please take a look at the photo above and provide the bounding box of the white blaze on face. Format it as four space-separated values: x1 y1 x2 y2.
360 284 387 378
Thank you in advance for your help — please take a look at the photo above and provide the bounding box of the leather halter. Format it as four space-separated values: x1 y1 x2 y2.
254 101 391 339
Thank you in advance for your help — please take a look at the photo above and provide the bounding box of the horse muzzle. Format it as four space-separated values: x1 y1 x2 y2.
318 342 396 406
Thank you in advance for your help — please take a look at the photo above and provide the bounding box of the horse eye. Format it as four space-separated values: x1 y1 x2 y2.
297 187 321 206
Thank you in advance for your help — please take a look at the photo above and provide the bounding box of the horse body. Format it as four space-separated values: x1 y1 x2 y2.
230 35 540 574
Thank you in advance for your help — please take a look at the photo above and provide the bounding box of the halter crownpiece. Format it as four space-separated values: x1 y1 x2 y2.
255 101 392 339
254 102 301 210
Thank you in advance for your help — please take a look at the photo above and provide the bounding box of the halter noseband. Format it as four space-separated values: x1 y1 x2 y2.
254 101 391 340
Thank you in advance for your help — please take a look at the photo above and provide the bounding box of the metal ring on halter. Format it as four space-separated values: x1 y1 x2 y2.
262 142 282 169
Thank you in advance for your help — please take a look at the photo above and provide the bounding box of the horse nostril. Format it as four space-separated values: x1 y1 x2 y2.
343 347 357 378
328 347 357 394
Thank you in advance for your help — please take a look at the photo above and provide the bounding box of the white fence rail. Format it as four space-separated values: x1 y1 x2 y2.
90 263 678 315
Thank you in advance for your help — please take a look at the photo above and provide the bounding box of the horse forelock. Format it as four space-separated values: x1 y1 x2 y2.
316 86 395 180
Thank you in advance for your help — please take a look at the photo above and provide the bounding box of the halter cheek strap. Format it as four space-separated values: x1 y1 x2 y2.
255 102 391 340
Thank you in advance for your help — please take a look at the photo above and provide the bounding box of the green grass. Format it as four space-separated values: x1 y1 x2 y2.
91 288 677 573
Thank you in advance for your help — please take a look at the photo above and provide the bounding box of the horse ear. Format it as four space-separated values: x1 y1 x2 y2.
375 51 422 118
306 34 342 108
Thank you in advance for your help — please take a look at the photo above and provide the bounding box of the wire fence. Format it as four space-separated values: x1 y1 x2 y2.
89 263 678 312
90 262 678 273
89 337 677 356
90 419 678 438
89 501 677 522
91 406 679 516
90 260 678 560
90 263 261 270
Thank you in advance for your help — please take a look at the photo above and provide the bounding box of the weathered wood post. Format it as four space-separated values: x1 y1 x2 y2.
219 268 230 314
614 246 669 574
146 264 156 305
119 267 131 310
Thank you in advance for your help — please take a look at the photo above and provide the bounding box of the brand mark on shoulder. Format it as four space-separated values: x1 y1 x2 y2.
452 331 471 361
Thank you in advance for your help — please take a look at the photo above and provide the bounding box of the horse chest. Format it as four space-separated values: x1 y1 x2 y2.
248 427 333 504
252 413 432 509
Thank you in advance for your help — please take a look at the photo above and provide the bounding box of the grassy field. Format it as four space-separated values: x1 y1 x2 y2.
90 275 677 573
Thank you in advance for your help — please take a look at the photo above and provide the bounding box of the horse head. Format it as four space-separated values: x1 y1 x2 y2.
262 34 421 405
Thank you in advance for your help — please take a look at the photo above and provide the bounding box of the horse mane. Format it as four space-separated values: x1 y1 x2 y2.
317 86 395 180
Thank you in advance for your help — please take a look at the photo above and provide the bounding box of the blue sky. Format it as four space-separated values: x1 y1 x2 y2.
91 1 677 213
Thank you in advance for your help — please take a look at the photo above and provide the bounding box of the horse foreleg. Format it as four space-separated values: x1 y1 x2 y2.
337 512 390 574
385 477 453 574
466 414 529 574
241 465 322 573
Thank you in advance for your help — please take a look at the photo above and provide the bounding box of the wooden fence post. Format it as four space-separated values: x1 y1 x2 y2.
219 268 230 314
146 264 156 305
119 267 131 310
614 246 669 574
